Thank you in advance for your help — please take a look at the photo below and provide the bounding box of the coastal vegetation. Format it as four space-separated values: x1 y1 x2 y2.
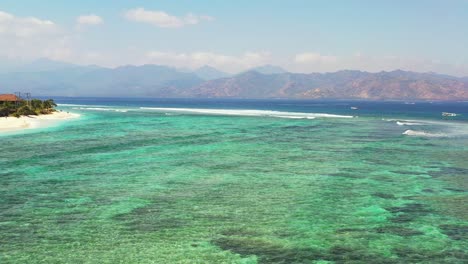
0 99 57 118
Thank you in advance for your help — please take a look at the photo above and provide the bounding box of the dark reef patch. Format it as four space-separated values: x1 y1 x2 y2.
0 194 29 205
213 237 397 263
386 203 432 223
373 192 396 199
273 230 306 238
56 212 88 224
327 169 368 179
444 187 466 193
394 248 467 263
439 224 468 241
114 198 188 232
213 237 324 263
220 227 261 237
391 170 427 176
364 159 395 166
328 172 364 179
386 203 431 214
375 226 424 237
327 246 394 264
389 214 415 223
428 167 468 178
335 228 368 233
38 179 66 185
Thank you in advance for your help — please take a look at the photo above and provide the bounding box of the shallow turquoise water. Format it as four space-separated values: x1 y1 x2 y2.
1 100 467 263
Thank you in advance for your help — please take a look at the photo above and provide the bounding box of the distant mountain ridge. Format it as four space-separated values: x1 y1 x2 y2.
0 59 467 100
193 65 230 80
249 65 287 75
0 61 204 97
190 70 468 100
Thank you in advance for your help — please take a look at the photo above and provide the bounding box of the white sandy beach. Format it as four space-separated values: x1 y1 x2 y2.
0 111 80 133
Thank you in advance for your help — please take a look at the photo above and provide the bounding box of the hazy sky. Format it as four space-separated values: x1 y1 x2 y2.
0 0 467 75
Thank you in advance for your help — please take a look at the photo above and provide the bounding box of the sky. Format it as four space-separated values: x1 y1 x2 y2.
0 0 467 75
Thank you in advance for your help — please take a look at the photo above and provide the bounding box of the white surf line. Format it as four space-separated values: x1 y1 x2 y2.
140 107 355 119
391 118 468 138
396 121 424 126
72 107 130 113
58 103 108 107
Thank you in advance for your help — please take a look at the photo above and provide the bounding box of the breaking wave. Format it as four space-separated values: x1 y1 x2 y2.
381 118 468 138
395 119 468 138
59 104 107 107
396 121 423 126
402 130 446 137
140 107 354 119
72 107 129 113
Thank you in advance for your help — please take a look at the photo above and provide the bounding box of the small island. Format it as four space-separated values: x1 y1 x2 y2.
0 94 57 117
0 94 79 133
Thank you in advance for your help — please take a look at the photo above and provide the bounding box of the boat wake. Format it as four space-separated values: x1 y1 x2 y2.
140 107 354 119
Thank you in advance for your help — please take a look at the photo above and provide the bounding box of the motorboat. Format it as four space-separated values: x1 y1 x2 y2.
442 112 457 117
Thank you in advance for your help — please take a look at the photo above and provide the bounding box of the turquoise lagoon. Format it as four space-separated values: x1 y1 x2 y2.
1 99 467 263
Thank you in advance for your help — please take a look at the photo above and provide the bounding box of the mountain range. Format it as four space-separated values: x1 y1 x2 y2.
1 59 467 100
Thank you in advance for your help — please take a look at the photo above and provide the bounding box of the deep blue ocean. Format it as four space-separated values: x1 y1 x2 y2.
49 97 468 119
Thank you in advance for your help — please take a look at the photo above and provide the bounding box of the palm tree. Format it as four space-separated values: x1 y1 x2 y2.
42 99 57 112
30 99 43 110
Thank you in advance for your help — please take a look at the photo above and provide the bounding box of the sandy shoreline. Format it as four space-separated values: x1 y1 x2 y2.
0 111 80 133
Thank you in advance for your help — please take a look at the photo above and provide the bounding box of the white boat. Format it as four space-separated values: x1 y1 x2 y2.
442 112 457 117
350 107 358 110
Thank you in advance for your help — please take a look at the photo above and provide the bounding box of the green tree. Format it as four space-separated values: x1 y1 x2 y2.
16 105 36 116
0 102 14 117
43 99 57 109
1 98 57 117
0 107 9 117
30 99 43 110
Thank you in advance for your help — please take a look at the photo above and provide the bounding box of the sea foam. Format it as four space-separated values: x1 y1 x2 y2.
140 107 354 119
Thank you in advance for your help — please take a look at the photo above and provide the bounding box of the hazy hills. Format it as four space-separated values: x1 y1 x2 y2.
0 62 204 97
192 70 468 100
249 65 287 75
193 65 230 80
1 59 467 100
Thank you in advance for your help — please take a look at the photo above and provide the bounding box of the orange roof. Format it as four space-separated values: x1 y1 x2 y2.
0 94 21 101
